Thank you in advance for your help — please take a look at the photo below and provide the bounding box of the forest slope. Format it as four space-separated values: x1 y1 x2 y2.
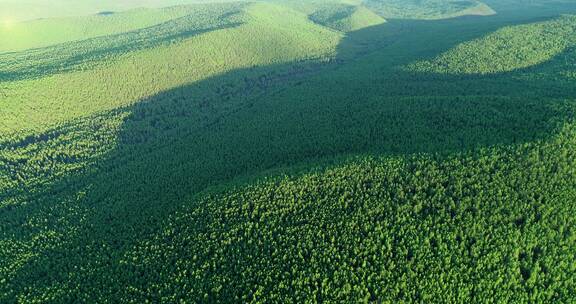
0 6 204 52
310 4 386 32
408 15 576 74
0 2 342 137
364 0 495 19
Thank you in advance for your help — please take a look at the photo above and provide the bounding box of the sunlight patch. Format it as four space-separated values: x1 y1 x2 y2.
2 17 14 30
405 15 576 75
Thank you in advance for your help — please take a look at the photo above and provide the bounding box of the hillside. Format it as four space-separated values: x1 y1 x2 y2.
122 124 576 303
1 0 576 303
0 6 204 52
0 2 342 137
407 15 576 74
0 0 244 22
364 0 495 19
310 4 386 32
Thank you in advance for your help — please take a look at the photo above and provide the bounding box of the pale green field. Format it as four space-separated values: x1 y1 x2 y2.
0 6 203 52
0 0 240 22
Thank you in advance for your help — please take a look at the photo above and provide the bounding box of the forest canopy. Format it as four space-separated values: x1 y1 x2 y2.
1 0 576 302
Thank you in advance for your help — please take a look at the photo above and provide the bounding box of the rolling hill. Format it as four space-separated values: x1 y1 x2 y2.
310 4 386 32
363 0 495 19
0 6 203 52
407 15 576 74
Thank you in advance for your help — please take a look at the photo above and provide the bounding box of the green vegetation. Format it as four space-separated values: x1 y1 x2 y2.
1 0 576 303
0 2 342 136
0 0 242 22
121 125 576 303
364 0 495 19
0 6 203 52
408 15 576 74
310 4 386 32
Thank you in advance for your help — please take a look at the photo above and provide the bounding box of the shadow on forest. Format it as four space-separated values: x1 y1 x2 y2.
4 6 576 300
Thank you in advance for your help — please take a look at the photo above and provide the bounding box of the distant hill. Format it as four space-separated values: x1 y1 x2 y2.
364 0 495 19
310 4 386 32
0 0 241 22
0 6 202 52
408 15 576 74
0 0 498 24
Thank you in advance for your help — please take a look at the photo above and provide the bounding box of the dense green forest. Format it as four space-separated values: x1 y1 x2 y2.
1 0 576 302
408 15 576 74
